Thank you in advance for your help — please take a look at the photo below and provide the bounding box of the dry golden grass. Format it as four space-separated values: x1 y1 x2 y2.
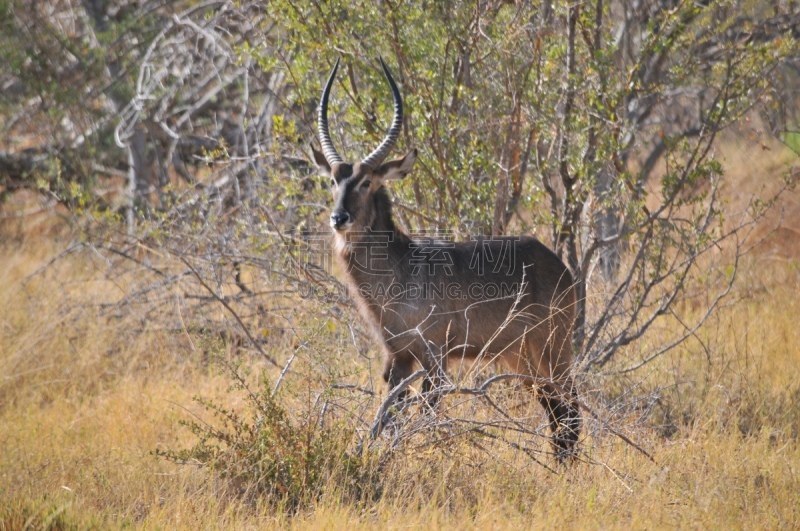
1 230 799 529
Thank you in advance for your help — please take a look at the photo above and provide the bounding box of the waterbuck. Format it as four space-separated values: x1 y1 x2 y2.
311 58 580 458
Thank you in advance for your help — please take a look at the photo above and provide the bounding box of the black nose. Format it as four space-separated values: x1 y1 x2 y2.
330 212 350 229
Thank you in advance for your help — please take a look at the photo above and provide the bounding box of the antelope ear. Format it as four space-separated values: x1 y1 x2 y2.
310 143 332 176
375 149 417 181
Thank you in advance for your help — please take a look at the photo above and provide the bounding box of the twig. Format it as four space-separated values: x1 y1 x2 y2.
370 368 426 440
272 352 296 396
178 255 280 368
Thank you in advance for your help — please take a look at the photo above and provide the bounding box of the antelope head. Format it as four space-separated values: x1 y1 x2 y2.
311 58 417 233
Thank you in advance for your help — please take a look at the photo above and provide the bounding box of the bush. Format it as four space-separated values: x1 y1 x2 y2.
156 359 375 511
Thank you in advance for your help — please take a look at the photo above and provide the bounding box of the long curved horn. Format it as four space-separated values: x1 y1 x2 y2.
318 57 343 166
361 57 403 169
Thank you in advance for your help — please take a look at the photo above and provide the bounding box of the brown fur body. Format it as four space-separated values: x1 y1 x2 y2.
335 188 576 385
325 167 581 457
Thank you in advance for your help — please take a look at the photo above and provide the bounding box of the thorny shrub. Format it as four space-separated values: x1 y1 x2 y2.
156 356 379 511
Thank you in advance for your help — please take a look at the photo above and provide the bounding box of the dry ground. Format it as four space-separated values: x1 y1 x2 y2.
1 137 799 529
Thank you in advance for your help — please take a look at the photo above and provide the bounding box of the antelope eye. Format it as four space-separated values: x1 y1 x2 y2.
330 177 337 187
360 180 372 189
